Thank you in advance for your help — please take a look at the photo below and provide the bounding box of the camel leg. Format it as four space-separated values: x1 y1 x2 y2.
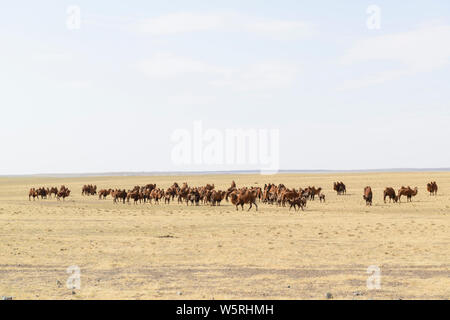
248 203 252 211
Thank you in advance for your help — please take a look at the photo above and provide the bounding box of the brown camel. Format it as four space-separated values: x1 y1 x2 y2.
427 182 438 196
398 186 418 202
333 182 346 195
363 186 373 206
383 187 398 203
229 189 258 211
288 197 307 211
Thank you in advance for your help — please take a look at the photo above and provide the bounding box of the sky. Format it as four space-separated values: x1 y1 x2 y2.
1 0 450 174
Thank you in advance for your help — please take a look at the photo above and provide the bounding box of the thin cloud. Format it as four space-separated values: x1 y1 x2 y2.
137 53 300 91
134 11 316 40
31 53 74 63
210 62 300 91
135 12 225 35
340 23 450 89
137 53 231 78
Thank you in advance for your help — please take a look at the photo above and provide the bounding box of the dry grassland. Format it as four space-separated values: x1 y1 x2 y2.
0 172 448 299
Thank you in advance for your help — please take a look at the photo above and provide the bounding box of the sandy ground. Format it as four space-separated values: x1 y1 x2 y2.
0 172 448 300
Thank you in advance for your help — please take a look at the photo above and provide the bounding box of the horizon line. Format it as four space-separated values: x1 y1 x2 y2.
1 167 450 178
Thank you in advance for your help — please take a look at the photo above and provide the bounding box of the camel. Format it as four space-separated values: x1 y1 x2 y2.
187 189 201 206
164 188 177 204
57 188 71 201
150 188 164 204
177 188 189 204
319 194 326 203
254 187 263 202
383 187 398 203
288 197 307 211
398 186 418 202
48 187 58 198
35 187 48 199
210 190 225 206
310 187 322 200
229 189 258 211
427 182 438 196
333 182 346 195
127 190 142 204
112 189 127 204
28 188 38 201
98 189 111 200
281 189 300 206
363 186 373 206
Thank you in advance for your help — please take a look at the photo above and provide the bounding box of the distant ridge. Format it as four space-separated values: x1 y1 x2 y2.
2 168 450 178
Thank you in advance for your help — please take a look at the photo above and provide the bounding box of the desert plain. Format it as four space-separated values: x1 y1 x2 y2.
0 172 448 299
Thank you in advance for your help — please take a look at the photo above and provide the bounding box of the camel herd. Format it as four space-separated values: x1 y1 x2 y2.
82 184 97 196
365 182 437 206
27 180 439 210
27 181 327 212
381 186 419 204
28 186 70 201
90 182 325 212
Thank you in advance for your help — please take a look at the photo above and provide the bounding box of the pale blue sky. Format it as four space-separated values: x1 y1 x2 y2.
1 1 450 174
